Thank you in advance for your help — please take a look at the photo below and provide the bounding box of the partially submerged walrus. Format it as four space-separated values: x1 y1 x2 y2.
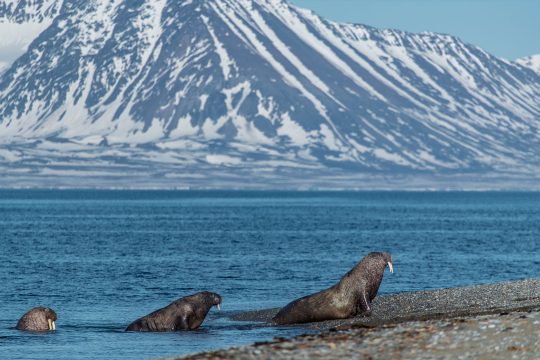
126 291 222 332
272 252 393 325
16 307 57 331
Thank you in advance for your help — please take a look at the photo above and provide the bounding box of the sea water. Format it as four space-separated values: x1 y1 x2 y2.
0 190 539 359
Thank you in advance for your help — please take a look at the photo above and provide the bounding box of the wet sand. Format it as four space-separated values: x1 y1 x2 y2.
174 279 540 359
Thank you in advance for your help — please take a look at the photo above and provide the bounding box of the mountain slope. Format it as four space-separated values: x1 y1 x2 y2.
0 0 539 188
0 0 62 72
516 54 540 74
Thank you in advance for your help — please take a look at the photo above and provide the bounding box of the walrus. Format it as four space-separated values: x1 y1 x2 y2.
126 291 222 332
16 307 57 331
272 252 393 325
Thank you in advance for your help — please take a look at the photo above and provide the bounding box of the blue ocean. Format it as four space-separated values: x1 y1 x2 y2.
1 191 539 359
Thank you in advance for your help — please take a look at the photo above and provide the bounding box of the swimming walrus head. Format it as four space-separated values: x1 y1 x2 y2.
16 307 57 332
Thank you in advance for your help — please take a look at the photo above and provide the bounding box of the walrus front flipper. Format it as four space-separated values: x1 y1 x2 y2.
175 314 190 330
358 291 372 315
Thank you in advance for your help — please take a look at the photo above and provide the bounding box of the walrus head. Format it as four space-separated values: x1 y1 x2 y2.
16 307 57 331
200 291 222 310
44 308 58 330
211 293 222 311
383 252 393 273
367 251 394 273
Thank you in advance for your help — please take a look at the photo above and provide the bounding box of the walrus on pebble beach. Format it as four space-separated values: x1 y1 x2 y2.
126 291 222 332
272 252 393 325
16 307 57 331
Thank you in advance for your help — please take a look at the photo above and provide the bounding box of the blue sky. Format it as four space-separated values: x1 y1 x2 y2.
289 0 540 60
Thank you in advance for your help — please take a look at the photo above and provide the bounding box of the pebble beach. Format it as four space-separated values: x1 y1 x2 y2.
175 279 540 359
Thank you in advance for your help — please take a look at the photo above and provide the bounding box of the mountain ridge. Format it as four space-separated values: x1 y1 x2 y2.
516 54 540 74
0 0 539 188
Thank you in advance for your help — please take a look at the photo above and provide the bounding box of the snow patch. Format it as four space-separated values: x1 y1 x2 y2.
277 113 310 146
516 54 540 73
0 20 53 69
0 148 21 162
199 94 209 111
201 15 236 80
206 154 242 165
169 115 199 138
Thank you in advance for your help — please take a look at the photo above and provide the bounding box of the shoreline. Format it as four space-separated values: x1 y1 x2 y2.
175 279 540 359
231 278 540 329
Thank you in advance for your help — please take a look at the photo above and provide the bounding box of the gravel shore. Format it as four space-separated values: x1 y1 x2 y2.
183 310 540 359
174 279 540 359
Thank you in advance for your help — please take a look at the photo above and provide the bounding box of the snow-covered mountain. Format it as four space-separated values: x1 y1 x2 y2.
0 0 539 188
516 54 540 74
0 0 61 72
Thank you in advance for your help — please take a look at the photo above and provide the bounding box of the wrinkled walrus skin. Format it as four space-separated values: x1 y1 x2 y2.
16 307 57 331
272 252 393 325
126 291 222 332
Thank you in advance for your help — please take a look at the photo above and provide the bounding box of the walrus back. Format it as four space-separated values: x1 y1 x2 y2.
125 319 144 331
126 307 178 332
16 316 38 331
272 289 349 325
16 310 48 331
271 298 307 325
125 294 214 331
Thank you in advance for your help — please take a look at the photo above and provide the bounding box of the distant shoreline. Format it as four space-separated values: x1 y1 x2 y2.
1 174 540 192
1 188 540 192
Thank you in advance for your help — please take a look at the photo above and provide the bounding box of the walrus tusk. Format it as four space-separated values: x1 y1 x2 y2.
388 262 394 273
217 304 221 311
48 319 54 331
